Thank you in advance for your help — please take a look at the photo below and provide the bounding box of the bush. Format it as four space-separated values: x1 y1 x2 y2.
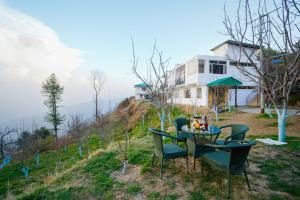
126 183 142 195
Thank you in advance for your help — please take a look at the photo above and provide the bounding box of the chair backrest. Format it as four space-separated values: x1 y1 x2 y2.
148 128 163 153
228 141 255 174
174 117 188 132
230 124 249 140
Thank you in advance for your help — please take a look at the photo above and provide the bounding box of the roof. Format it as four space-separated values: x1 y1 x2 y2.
134 83 150 88
211 40 260 51
207 77 243 87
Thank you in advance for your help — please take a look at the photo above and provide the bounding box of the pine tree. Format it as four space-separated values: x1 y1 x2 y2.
41 73 64 142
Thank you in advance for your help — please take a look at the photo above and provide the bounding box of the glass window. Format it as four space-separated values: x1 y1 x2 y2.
230 61 254 67
175 65 185 85
198 60 205 73
184 89 191 98
197 88 202 98
209 60 227 74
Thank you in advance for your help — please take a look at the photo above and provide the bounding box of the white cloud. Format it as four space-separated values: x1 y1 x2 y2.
0 2 84 82
0 2 93 123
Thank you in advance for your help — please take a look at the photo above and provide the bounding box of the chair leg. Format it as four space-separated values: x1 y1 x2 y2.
246 158 249 166
186 156 189 174
160 158 163 179
193 157 196 170
151 153 155 166
227 171 231 199
244 170 251 191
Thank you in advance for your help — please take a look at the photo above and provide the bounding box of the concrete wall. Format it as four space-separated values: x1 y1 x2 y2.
135 87 148 100
173 86 208 106
228 88 253 106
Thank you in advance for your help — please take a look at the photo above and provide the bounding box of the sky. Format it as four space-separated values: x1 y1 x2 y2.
0 0 232 124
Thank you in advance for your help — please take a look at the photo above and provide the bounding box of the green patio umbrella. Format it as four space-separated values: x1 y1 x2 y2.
207 77 242 107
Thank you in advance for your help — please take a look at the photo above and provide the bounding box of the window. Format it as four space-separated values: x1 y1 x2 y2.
230 61 255 67
175 65 185 85
235 86 256 89
209 60 227 74
184 89 191 98
198 60 205 73
197 88 202 98
142 87 146 91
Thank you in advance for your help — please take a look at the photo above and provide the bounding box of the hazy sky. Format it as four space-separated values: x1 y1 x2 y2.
0 0 232 123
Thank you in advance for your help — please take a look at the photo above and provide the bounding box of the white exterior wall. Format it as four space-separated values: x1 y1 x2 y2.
135 86 148 100
225 44 259 63
228 89 253 106
173 86 208 106
170 42 259 107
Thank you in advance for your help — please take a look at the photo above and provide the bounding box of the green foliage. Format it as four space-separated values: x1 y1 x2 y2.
127 143 153 174
256 113 278 119
163 193 179 200
250 135 300 151
259 159 300 198
189 190 206 200
248 135 300 198
140 158 152 174
126 183 142 195
128 149 152 165
266 122 293 127
165 180 176 189
147 191 161 199
21 186 89 200
84 151 120 195
41 73 64 138
0 134 102 198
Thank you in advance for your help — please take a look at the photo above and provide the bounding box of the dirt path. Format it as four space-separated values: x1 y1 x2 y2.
210 111 300 137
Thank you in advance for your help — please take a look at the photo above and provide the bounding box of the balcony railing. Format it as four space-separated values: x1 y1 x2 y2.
175 78 185 86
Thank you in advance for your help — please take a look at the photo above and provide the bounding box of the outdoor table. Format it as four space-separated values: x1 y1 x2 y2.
182 126 221 169
183 125 221 144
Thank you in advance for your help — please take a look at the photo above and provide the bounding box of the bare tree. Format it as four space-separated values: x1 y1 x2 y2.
91 70 105 121
131 40 175 131
190 91 199 116
223 0 300 142
0 128 17 160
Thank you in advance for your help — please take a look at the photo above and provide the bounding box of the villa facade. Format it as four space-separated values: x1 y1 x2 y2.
168 40 261 107
134 83 150 100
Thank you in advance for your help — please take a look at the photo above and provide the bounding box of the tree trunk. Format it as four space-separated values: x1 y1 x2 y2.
0 141 4 160
95 95 98 121
214 105 219 122
54 125 58 142
275 108 287 142
160 109 166 131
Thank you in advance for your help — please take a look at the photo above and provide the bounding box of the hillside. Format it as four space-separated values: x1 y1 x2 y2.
0 98 300 199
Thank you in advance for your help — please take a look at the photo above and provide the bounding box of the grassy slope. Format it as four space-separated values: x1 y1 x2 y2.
1 100 300 200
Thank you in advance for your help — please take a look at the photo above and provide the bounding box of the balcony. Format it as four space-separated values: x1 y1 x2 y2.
175 78 185 86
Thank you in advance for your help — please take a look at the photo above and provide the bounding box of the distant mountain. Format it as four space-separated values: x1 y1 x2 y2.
0 98 122 132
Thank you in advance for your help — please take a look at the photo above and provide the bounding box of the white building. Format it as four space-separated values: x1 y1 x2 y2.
134 83 150 100
169 40 260 107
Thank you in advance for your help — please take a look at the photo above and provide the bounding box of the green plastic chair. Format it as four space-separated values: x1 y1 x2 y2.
149 128 189 178
202 140 256 199
173 117 191 142
215 124 249 145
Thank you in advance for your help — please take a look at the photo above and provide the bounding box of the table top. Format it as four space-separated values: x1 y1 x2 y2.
182 125 221 136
